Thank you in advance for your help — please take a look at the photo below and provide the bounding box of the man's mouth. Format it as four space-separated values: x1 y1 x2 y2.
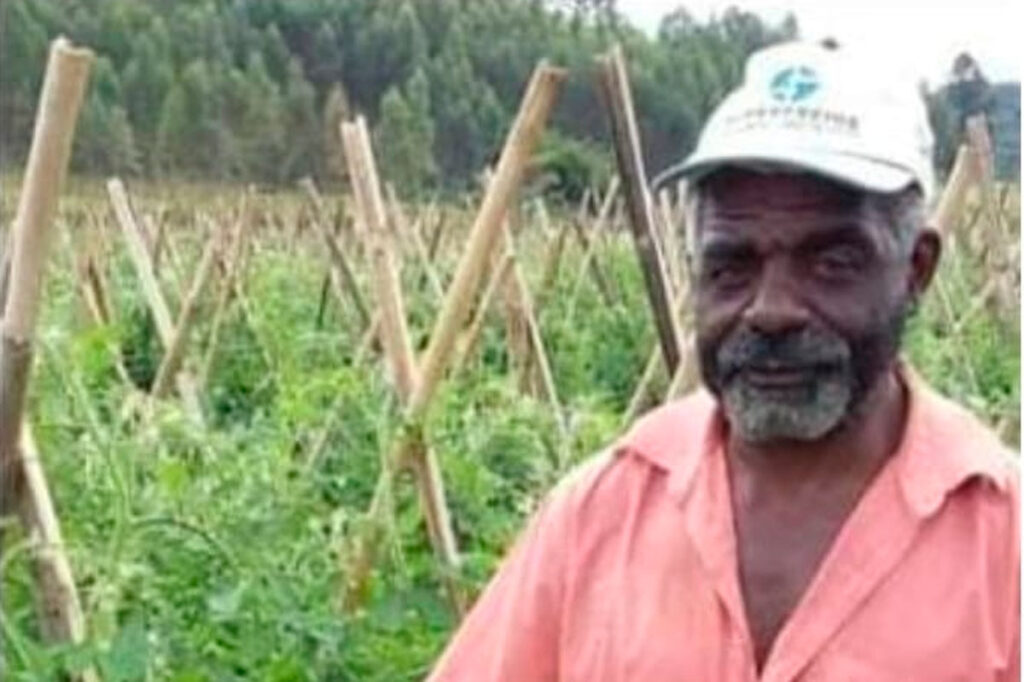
739 364 820 389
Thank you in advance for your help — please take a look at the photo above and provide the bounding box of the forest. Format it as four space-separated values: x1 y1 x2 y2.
1 0 1002 198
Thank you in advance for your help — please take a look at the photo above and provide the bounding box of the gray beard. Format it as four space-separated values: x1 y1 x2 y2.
719 367 853 443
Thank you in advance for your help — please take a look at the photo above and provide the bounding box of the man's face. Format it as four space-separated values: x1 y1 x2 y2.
692 169 925 445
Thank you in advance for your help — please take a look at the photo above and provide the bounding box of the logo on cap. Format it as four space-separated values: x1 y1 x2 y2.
770 66 820 103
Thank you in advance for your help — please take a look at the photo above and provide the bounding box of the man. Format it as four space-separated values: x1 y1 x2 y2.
428 40 1019 681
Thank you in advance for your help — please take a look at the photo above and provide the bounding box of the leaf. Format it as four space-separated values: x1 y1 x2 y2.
102 617 149 682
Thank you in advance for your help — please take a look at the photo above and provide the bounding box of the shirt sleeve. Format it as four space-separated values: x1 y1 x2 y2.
426 487 572 682
997 464 1020 682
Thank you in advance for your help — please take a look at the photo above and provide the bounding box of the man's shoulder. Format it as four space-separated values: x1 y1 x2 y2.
905 376 1019 529
919 382 1019 488
543 391 716 519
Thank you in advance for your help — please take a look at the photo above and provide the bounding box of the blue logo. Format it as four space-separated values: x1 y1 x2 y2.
770 66 820 103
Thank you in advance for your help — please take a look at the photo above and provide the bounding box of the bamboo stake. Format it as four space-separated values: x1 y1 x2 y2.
201 199 252 387
300 178 371 329
932 144 979 235
2 35 92 514
598 45 683 375
499 228 534 392
107 177 205 424
566 175 621 309
426 211 447 262
343 62 566 611
623 342 663 424
657 187 686 296
150 236 218 399
0 36 96 680
341 120 419 401
534 219 570 313
60 216 136 390
386 183 444 301
0 237 11 312
664 330 699 400
341 116 465 611
151 214 167 275
503 225 569 446
455 251 514 373
17 425 90 655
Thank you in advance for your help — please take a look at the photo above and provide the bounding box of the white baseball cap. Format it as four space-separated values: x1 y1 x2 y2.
654 40 935 199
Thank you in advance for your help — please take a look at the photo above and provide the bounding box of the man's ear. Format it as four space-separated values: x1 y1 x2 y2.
908 227 941 302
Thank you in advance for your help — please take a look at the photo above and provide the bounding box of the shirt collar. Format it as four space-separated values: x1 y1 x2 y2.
612 364 1014 518
894 365 1014 517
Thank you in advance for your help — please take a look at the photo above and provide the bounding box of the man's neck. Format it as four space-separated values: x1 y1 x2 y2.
725 368 909 492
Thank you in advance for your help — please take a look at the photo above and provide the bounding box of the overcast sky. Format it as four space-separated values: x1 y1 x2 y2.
616 0 1020 87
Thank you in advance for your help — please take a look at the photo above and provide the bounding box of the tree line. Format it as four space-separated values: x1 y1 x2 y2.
0 1 1010 199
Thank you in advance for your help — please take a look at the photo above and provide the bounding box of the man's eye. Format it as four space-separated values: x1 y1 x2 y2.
814 246 863 276
705 261 751 287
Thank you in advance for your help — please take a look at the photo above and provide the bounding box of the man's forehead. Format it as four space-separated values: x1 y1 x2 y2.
699 167 866 215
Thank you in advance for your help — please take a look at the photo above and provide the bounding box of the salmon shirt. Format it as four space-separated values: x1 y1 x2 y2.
428 371 1020 681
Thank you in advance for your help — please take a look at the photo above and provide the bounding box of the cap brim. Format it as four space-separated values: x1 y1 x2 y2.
652 145 917 196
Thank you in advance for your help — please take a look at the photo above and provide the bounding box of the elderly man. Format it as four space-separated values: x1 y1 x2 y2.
428 41 1019 681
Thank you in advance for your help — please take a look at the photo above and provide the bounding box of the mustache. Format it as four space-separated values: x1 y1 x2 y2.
716 326 851 379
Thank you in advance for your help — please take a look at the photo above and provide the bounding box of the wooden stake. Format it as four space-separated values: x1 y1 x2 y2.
341 115 465 612
201 197 252 387
341 120 419 400
150 236 218 399
108 177 205 424
598 45 683 375
503 225 569 446
455 252 514 373
17 425 90 653
386 183 445 301
932 144 979 235
300 178 371 329
0 36 96 680
534 219 570 313
343 62 566 611
622 342 664 424
566 175 621 310
2 35 92 512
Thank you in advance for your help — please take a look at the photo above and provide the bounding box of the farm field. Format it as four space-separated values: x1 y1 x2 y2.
1 165 1019 680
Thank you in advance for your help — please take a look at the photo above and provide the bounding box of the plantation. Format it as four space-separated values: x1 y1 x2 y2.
0 11 1019 682
2 155 1019 678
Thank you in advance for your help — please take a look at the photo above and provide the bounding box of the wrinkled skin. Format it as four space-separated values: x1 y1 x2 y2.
695 171 921 444
690 168 941 670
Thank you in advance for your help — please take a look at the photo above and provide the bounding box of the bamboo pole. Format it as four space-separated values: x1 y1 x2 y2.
107 177 205 424
402 64 565 416
455 251 514 373
2 35 92 516
343 62 566 611
341 120 419 401
60 215 136 389
566 175 621 309
569 215 615 305
150 236 218 399
341 115 465 611
0 238 11 313
598 45 683 375
502 225 569 445
17 425 89 649
664 330 699 400
201 199 252 387
386 183 444 300
534 219 570 313
300 177 371 329
0 36 96 680
932 144 979 236
623 342 663 424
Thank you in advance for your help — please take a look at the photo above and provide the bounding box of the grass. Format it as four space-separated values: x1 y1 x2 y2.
1 179 1018 680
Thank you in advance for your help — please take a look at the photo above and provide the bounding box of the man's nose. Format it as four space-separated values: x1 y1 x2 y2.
742 262 810 335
